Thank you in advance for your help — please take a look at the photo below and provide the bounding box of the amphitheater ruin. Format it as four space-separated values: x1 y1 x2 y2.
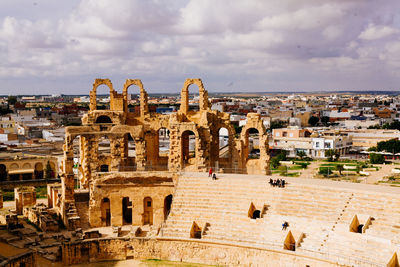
1 78 400 267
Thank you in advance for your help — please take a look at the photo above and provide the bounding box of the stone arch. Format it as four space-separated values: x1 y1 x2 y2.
164 194 173 220
156 127 170 170
95 115 113 124
143 196 153 225
10 163 19 170
211 121 236 170
22 163 32 169
34 162 44 179
101 197 111 226
179 78 209 114
89 79 114 111
181 130 197 168
0 164 7 181
244 127 260 159
122 196 132 225
123 79 149 117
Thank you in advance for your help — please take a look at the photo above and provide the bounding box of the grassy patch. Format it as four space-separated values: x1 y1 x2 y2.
35 186 47 199
2 190 14 201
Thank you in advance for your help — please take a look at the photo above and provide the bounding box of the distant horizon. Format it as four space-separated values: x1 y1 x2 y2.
1 89 399 97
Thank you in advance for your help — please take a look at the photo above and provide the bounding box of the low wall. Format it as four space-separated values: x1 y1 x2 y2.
62 237 340 266
0 251 35 267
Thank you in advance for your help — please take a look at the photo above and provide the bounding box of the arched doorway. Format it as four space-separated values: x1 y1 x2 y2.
101 198 111 226
122 197 132 225
217 127 231 170
34 163 44 179
246 128 260 159
22 163 33 180
96 84 110 110
164 194 173 220
158 128 170 170
0 164 7 181
143 197 153 225
181 130 196 167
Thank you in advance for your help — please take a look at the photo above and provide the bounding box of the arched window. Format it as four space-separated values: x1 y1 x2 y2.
181 130 196 166
246 128 260 159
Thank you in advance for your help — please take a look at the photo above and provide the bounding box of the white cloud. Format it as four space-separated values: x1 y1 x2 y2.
359 23 399 41
1 0 400 93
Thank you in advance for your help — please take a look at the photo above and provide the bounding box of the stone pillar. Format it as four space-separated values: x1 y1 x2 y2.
168 125 181 172
80 135 92 189
135 138 146 171
144 132 158 169
111 195 123 226
110 135 123 171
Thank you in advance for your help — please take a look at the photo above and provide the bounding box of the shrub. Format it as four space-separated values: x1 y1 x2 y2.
369 153 385 164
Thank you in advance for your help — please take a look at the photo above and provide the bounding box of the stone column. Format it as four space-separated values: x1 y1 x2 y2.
135 138 146 171
110 135 123 171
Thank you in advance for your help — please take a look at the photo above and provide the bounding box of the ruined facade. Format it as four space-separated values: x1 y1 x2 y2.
60 78 270 229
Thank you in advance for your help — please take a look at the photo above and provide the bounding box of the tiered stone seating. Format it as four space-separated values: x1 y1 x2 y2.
162 174 400 266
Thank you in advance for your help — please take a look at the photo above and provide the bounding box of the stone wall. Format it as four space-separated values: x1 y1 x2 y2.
89 172 175 227
0 251 35 267
62 237 340 266
14 187 36 215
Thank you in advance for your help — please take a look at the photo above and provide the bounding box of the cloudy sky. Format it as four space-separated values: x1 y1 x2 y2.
1 0 400 94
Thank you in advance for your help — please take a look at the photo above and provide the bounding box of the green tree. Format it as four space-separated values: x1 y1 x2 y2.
297 151 306 160
44 160 54 179
308 116 319 126
270 151 287 169
7 96 17 106
336 164 344 176
270 120 286 130
369 153 385 164
325 149 339 162
325 149 335 162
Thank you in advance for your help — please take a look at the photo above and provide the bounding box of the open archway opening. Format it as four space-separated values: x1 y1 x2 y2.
158 128 170 170
121 133 136 171
0 164 6 182
122 197 132 225
187 84 200 112
181 130 196 167
72 136 81 187
164 194 173 220
143 197 153 225
34 163 44 179
22 162 33 180
96 115 112 124
101 198 111 226
96 84 110 110
246 128 260 160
